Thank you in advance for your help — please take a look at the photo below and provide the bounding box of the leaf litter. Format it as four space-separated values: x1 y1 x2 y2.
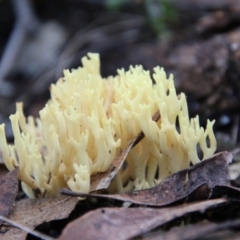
0 113 240 239
57 199 227 240
0 196 78 240
143 218 240 240
62 151 232 206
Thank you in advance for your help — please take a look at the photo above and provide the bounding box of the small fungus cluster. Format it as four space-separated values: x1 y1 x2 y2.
0 53 216 197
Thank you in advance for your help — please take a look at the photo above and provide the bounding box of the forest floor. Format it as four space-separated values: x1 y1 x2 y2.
1 0 240 239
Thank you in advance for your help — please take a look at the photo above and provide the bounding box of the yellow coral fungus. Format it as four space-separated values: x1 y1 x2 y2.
0 53 216 197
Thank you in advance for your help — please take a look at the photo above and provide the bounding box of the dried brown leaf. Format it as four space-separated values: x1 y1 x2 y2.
58 198 227 240
90 110 160 192
63 151 232 206
0 168 18 225
0 195 79 240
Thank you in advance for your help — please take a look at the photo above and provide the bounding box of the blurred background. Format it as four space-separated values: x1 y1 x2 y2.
1 0 240 158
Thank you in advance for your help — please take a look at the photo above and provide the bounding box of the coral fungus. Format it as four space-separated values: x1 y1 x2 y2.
0 53 216 197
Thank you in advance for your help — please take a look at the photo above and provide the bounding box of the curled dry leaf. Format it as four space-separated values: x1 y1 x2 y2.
58 198 227 240
0 168 18 226
62 151 232 206
90 110 160 192
1 196 78 240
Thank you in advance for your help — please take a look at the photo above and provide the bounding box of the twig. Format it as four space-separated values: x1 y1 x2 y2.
0 0 39 88
55 14 144 77
0 215 54 240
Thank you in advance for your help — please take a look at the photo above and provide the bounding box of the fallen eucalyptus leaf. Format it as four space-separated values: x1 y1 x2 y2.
1 195 78 240
58 198 227 240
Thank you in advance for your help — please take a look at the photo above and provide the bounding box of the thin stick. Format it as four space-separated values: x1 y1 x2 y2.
0 215 54 240
0 0 39 86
